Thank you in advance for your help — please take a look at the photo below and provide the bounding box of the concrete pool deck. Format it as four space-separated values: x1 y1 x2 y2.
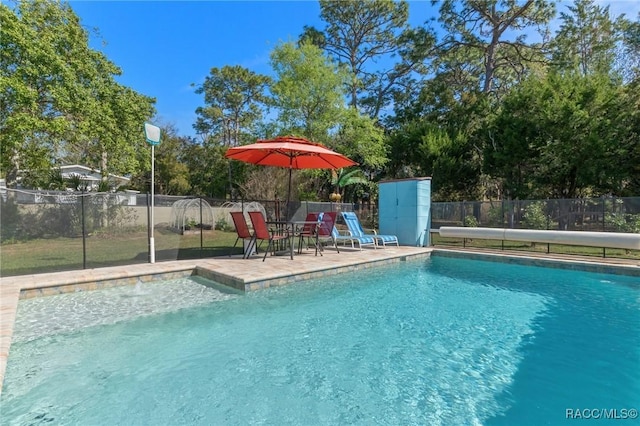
1 246 638 395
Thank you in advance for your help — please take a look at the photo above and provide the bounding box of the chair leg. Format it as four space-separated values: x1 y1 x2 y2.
298 234 310 254
314 234 322 257
228 237 240 257
263 239 273 261
288 235 293 260
330 237 339 253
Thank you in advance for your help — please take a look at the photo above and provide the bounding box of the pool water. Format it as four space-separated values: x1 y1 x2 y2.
1 257 638 425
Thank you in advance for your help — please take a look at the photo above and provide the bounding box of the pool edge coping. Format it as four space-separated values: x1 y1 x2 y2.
432 248 640 276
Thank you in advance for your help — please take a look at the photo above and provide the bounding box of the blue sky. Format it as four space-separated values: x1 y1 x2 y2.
68 1 640 139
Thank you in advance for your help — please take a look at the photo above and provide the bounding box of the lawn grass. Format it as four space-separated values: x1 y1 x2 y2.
0 227 241 277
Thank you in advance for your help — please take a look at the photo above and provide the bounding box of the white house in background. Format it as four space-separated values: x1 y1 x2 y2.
59 165 130 191
10 165 138 205
15 164 130 191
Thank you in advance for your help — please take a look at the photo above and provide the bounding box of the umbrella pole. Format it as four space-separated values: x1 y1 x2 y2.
286 166 292 221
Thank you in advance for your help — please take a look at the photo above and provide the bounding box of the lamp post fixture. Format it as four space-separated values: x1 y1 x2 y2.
144 122 161 263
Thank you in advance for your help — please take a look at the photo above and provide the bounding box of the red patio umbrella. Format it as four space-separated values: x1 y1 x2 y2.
225 136 357 219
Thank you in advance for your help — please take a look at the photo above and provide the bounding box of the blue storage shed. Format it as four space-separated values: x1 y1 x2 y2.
378 178 431 246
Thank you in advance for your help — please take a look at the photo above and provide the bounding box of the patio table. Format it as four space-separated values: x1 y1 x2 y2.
266 220 322 257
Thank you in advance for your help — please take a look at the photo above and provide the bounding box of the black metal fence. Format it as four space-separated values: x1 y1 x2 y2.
3 190 637 277
431 197 640 232
431 197 640 260
0 189 369 277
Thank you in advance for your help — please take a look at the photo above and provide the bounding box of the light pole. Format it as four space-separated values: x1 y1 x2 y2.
144 122 161 263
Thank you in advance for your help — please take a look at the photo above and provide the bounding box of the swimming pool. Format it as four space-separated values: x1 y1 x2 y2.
1 257 638 425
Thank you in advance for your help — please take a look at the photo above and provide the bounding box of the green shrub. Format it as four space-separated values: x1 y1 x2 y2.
215 217 228 231
606 212 640 233
522 202 548 230
487 206 504 227
463 215 478 227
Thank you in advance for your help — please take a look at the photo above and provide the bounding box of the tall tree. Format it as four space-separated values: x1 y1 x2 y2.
551 0 623 77
179 141 232 198
153 123 191 195
193 65 270 198
333 107 387 171
433 0 555 96
610 79 640 196
621 13 640 81
193 65 271 146
298 25 326 49
386 0 554 201
314 0 414 118
269 41 349 142
85 83 154 181
386 101 484 201
0 0 154 186
485 72 626 199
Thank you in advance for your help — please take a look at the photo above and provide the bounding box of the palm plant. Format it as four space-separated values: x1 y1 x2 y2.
330 168 367 202
47 168 66 190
